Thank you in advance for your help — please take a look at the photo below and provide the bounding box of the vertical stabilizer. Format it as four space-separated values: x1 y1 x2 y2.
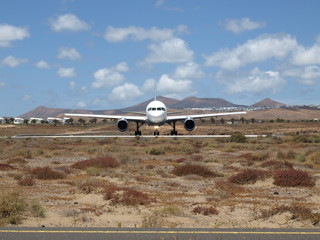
154 79 157 101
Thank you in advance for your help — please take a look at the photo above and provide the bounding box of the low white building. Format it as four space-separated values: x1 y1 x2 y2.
14 118 24 124
29 118 44 124
0 117 5 124
47 117 70 125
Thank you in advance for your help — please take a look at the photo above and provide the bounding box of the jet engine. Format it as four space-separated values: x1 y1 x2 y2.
184 118 195 131
117 119 128 132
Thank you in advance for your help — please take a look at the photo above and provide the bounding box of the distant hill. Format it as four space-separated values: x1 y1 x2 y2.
170 96 242 108
251 98 285 107
19 96 288 119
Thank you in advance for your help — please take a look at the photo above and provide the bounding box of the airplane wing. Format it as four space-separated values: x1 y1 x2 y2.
166 111 247 121
65 113 147 121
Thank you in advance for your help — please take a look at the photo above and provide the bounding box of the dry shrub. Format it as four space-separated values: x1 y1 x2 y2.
260 204 320 225
0 190 27 225
103 184 154 206
7 158 28 164
0 164 15 171
193 206 218 216
238 152 269 162
172 163 221 178
260 160 293 170
230 133 247 143
71 156 120 169
29 166 66 180
229 169 269 185
212 180 246 199
277 150 297 160
18 176 35 186
78 179 107 194
273 169 315 187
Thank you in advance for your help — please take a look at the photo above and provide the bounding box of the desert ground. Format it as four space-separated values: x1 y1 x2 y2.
1 121 320 228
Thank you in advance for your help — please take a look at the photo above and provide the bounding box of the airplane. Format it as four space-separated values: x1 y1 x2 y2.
65 97 246 136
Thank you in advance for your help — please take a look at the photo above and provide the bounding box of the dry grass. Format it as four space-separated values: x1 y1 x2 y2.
0 123 320 228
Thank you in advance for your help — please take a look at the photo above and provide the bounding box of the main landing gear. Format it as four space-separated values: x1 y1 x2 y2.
134 121 144 136
169 121 178 135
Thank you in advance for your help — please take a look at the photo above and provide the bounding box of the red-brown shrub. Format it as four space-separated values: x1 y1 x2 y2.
18 176 35 186
71 156 120 169
229 169 269 185
29 166 65 180
0 164 15 170
103 184 154 206
273 169 315 187
172 164 221 178
193 206 218 215
260 161 293 170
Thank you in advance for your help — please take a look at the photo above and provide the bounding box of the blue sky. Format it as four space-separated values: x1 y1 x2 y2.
1 0 320 116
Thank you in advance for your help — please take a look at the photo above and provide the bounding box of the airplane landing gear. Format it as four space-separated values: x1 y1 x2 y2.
169 121 178 135
135 122 144 136
154 131 160 136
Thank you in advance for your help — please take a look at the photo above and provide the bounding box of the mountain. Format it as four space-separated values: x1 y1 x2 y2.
19 97 287 119
170 96 242 108
251 98 285 107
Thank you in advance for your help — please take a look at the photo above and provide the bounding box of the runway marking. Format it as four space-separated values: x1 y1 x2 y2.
0 229 320 235
10 134 268 139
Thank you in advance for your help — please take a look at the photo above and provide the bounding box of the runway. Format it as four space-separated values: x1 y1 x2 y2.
9 134 268 139
1 227 320 240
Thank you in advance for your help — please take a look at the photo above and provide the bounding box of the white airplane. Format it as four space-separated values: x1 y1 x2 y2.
65 98 246 136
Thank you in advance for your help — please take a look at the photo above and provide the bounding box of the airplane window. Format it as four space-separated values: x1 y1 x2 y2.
162 108 165 111
157 108 161 111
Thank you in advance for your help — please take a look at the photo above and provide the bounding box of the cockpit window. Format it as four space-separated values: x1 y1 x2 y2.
152 108 156 111
148 108 151 111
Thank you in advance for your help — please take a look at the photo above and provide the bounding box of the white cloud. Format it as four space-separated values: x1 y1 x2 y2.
155 0 165 7
0 24 30 47
204 34 297 70
216 68 286 94
58 47 81 60
50 13 90 32
92 69 124 89
35 60 50 69
104 25 187 42
157 74 195 98
75 101 86 108
144 38 194 64
69 81 76 90
223 18 265 34
114 62 129 72
0 82 5 88
291 44 320 66
283 66 320 85
2 55 28 67
109 83 143 101
57 67 76 78
141 78 156 92
173 61 205 79
21 94 32 101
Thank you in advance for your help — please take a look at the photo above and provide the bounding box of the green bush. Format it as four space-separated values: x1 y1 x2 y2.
230 133 247 143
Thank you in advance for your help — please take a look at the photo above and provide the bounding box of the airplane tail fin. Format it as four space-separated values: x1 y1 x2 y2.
154 79 157 101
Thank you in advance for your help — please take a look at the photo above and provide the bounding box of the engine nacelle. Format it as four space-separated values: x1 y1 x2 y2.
117 119 128 132
184 118 195 131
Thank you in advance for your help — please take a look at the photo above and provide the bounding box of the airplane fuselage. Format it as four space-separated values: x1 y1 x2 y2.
145 100 167 125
